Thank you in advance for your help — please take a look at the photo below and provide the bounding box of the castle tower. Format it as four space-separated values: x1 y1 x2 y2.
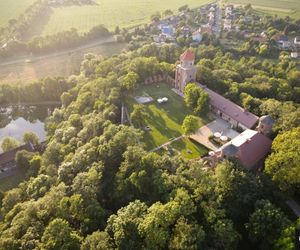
175 49 197 92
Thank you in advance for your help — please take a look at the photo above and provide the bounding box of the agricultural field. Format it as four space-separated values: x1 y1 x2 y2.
224 0 300 18
38 0 213 36
0 41 126 84
0 0 36 28
127 83 210 158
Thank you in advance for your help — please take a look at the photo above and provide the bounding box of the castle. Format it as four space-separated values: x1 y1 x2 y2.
175 49 274 171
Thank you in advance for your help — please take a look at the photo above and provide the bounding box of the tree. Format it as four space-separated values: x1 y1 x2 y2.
40 219 82 250
182 115 199 135
184 83 210 116
15 150 36 169
246 200 290 249
120 71 139 91
265 127 300 194
169 217 205 249
23 131 39 145
163 9 173 17
130 104 148 128
1 137 20 152
81 231 114 250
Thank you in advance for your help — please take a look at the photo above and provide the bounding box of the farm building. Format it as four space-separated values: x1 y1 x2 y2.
197 83 259 130
215 129 272 171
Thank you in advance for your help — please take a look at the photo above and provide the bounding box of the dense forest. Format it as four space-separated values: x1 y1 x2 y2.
0 39 299 249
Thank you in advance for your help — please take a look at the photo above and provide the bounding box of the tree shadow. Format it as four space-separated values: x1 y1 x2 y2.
21 7 54 41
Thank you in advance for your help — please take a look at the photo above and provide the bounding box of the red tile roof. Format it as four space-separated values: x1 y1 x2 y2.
180 49 195 61
197 83 259 129
220 130 272 169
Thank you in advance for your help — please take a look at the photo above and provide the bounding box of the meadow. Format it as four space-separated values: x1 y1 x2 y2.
39 0 213 36
224 0 300 18
0 0 36 28
0 41 126 84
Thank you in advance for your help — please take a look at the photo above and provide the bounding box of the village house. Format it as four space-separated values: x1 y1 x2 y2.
291 51 299 59
225 4 233 16
223 19 232 31
273 34 291 49
192 30 203 42
294 36 300 46
200 24 213 34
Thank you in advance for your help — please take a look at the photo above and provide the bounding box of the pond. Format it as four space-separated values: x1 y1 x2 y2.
0 105 59 151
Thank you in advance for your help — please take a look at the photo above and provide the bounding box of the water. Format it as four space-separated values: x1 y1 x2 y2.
0 105 59 150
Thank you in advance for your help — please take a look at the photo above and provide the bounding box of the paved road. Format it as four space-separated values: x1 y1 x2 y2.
0 36 115 67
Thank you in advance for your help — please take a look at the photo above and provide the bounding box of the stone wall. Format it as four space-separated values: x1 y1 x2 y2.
143 74 175 87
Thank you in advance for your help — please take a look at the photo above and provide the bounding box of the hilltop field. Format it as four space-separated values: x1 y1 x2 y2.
0 0 36 28
1 0 213 38
224 0 300 18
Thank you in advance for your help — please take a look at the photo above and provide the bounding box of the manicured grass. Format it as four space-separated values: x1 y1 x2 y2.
0 0 36 28
127 83 210 152
39 0 213 36
224 0 300 18
0 169 27 192
171 137 209 158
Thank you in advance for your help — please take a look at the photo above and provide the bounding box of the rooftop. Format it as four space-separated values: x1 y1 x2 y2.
220 129 272 169
197 83 259 129
180 49 195 61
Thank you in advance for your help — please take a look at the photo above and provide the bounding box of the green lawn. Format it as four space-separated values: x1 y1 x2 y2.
0 0 36 28
127 83 210 156
38 0 213 36
0 169 27 192
224 0 300 18
171 137 208 158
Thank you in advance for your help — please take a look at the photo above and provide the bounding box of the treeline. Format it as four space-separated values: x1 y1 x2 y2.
0 25 111 57
0 77 74 105
0 0 48 42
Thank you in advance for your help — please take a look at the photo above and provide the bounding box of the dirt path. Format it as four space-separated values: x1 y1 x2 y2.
150 135 185 152
0 36 115 67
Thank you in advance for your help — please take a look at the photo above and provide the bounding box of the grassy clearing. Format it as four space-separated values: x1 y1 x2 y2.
0 0 36 28
0 41 126 84
127 83 210 154
224 0 300 18
0 169 27 192
39 0 213 36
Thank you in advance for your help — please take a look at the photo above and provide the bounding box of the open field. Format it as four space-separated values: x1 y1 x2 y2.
127 83 210 157
224 0 300 18
0 0 36 28
36 0 213 36
0 41 126 84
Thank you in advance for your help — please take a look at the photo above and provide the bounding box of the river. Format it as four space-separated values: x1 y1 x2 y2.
0 104 59 150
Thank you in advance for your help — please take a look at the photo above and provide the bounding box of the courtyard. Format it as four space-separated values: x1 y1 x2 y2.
126 82 210 158
190 116 240 150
